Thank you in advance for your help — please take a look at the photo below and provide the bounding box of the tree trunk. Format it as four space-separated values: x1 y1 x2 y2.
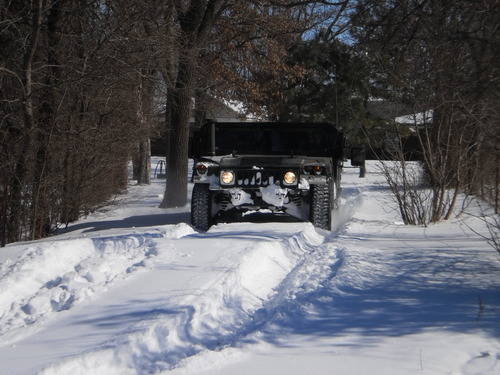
0 184 7 247
161 56 196 208
159 0 225 208
132 72 152 184
133 139 151 184
31 0 64 239
132 145 140 181
7 0 43 242
31 122 51 240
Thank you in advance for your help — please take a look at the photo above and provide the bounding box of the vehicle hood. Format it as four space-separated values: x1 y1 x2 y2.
218 155 331 168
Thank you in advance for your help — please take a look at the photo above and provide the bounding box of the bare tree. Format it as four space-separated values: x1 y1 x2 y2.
462 201 500 255
157 1 227 208
353 0 500 226
0 0 146 244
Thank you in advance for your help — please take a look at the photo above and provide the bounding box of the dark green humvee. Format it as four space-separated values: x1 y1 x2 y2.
189 121 345 231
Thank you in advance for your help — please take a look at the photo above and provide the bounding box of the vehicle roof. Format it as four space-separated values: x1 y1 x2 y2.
204 121 338 129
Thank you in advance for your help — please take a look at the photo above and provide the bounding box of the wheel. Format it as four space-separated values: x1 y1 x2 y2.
310 184 331 230
191 184 212 231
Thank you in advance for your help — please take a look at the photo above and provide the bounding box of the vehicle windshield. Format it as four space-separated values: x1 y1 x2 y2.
214 125 334 156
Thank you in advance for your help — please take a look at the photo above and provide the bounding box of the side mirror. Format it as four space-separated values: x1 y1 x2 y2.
350 146 366 167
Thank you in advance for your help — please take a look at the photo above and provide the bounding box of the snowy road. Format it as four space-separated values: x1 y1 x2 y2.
0 160 499 374
0 222 337 374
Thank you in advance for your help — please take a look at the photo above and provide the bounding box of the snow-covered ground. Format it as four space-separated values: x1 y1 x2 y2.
0 158 499 375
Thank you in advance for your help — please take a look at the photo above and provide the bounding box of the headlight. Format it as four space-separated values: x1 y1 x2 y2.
283 171 297 185
220 170 235 185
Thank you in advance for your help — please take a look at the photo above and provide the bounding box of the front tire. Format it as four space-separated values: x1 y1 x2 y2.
191 184 212 231
310 184 331 230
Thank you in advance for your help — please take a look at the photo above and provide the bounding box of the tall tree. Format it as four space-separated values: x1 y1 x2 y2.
159 0 351 208
265 33 371 144
160 0 227 208
351 0 500 220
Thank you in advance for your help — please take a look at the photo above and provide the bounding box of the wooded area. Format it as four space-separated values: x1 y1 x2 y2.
1 0 498 246
354 0 499 228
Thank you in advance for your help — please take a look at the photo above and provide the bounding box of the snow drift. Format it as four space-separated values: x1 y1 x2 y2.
0 224 193 346
38 224 338 374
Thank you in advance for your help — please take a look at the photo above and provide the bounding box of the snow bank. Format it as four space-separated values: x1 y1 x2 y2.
0 224 193 346
39 225 338 374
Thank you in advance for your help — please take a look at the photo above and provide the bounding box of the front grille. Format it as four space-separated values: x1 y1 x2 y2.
233 169 292 187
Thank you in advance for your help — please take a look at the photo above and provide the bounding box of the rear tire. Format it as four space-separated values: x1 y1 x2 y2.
310 184 331 230
191 184 212 231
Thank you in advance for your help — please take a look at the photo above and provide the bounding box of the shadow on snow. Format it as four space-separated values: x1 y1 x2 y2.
56 213 190 234
257 246 500 349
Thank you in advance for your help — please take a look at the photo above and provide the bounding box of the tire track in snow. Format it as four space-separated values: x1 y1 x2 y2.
39 225 344 375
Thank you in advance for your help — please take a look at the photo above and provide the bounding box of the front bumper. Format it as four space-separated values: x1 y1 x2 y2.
212 184 310 220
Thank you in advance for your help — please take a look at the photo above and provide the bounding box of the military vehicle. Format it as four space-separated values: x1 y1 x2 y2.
189 121 345 231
